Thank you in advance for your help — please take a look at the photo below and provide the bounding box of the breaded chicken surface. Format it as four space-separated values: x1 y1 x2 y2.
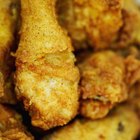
0 0 19 104
56 0 123 50
43 106 140 140
79 51 127 102
79 51 127 119
15 0 79 130
0 104 34 140
79 50 140 119
80 100 114 119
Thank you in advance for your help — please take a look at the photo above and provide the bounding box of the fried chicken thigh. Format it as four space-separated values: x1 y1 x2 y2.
0 104 33 140
0 0 19 104
15 0 79 130
43 106 140 140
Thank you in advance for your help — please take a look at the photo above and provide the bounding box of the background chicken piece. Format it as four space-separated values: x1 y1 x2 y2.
42 106 140 140
15 0 79 130
56 0 123 50
0 104 34 139
128 82 140 118
112 0 140 48
0 0 19 104
125 55 140 86
79 50 140 119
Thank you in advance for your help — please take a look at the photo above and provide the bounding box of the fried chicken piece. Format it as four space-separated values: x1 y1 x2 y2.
112 0 140 48
79 51 127 119
79 51 127 102
0 0 19 104
43 106 140 140
57 0 140 50
56 0 123 50
0 104 34 140
79 50 140 119
15 0 79 130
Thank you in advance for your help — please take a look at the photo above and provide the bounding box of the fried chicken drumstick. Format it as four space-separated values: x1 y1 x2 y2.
15 0 79 130
0 0 19 104
43 106 140 140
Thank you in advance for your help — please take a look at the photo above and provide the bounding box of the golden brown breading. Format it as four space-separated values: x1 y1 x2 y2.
42 106 140 140
15 0 79 130
0 104 34 140
80 100 114 119
79 50 140 119
56 0 123 50
112 0 140 48
79 51 127 103
0 0 19 104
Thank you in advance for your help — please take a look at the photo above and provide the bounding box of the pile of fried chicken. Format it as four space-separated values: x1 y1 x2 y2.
1 0 140 139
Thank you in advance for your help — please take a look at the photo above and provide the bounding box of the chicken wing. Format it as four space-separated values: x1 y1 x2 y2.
42 105 140 140
0 0 19 104
15 0 79 130
56 0 123 50
0 104 34 140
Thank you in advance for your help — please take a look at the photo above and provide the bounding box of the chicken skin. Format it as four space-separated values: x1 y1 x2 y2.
43 106 140 140
15 0 79 130
56 0 123 50
0 104 34 140
0 0 19 104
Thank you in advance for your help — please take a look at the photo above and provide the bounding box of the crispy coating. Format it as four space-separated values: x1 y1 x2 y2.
0 0 19 104
112 0 140 48
56 0 123 50
43 106 140 140
80 100 114 119
79 51 127 102
79 51 127 119
15 0 79 130
0 104 33 140
79 50 140 119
